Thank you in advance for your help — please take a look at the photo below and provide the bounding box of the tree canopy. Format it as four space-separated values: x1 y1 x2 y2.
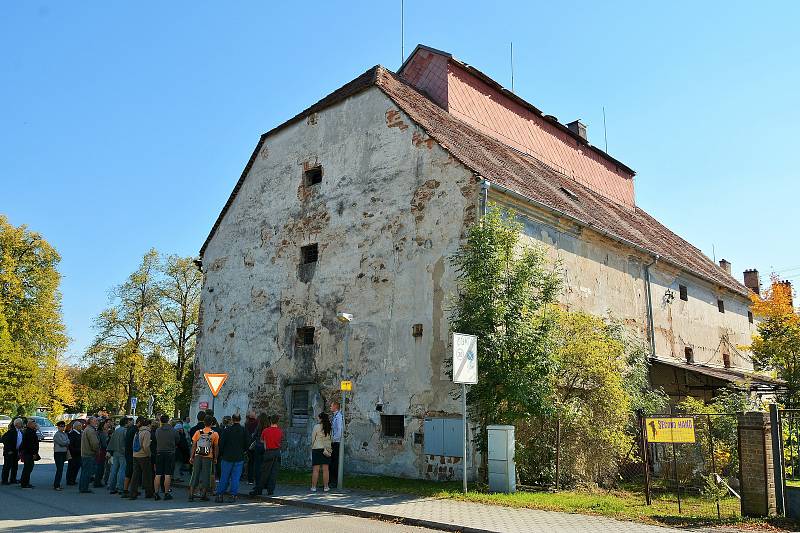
749 277 800 407
0 215 69 415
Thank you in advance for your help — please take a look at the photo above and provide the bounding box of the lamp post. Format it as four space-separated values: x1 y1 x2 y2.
336 312 352 489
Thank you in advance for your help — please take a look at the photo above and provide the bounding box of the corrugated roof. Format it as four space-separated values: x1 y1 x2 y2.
198 64 750 298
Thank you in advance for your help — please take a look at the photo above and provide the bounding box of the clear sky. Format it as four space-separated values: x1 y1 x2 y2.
2 1 798 361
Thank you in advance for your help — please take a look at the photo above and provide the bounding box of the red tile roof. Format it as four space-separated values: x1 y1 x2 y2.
199 65 749 298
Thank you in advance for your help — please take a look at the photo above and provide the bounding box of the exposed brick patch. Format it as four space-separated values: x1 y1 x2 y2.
386 109 408 131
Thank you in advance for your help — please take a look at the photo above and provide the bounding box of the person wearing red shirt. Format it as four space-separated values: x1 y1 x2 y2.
249 415 282 496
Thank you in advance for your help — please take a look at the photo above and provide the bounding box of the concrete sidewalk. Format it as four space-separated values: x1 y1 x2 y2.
253 485 684 533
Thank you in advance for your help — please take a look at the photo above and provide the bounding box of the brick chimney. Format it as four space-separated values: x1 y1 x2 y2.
719 259 731 275
566 120 587 141
779 280 794 309
744 269 761 296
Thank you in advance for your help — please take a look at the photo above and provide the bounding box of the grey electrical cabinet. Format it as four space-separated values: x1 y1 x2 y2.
423 418 444 455
443 418 464 457
487 425 516 493
424 417 464 458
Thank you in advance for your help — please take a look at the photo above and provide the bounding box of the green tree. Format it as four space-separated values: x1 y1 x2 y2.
155 254 201 416
519 310 667 486
84 249 160 413
0 215 68 414
749 278 800 407
450 206 561 476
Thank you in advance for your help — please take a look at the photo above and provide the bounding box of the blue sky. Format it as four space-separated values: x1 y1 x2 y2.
2 1 798 361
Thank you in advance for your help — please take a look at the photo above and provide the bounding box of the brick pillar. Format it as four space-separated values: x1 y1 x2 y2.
738 411 777 517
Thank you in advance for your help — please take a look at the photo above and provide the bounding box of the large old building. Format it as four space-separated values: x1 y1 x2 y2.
194 45 772 478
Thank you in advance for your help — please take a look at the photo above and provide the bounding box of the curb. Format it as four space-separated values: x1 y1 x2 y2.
250 493 494 533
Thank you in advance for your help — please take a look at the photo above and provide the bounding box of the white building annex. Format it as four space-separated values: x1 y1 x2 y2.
193 45 775 479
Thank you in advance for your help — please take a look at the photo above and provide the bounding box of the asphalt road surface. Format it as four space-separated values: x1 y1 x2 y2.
0 442 434 533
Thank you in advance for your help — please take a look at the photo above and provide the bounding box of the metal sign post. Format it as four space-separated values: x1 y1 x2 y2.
453 333 478 494
131 397 138 416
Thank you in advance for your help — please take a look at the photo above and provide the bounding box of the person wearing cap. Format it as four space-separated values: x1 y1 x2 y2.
53 421 69 490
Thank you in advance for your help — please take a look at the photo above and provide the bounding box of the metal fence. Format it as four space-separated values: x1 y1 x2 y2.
641 412 741 519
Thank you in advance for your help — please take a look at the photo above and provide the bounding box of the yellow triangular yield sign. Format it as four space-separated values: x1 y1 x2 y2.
204 373 228 397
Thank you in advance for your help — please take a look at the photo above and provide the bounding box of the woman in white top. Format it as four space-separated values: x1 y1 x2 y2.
310 412 333 492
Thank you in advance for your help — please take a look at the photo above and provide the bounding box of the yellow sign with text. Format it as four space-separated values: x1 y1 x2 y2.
645 417 696 443
340 380 353 391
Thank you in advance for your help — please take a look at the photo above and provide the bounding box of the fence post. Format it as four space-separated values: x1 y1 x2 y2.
769 404 785 515
708 415 721 519
555 416 561 491
637 409 651 505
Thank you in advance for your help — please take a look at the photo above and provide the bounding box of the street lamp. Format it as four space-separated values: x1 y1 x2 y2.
336 311 352 489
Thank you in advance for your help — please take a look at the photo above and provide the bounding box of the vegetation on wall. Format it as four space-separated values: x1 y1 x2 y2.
450 206 666 486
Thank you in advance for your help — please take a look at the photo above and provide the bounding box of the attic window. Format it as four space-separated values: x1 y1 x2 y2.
717 299 725 313
679 285 688 301
301 244 318 265
304 166 323 186
684 347 694 364
559 186 579 201
748 310 754 324
296 326 315 346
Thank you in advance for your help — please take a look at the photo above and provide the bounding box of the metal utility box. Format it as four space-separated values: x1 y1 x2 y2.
423 418 444 456
487 425 516 493
443 418 464 457
424 417 464 458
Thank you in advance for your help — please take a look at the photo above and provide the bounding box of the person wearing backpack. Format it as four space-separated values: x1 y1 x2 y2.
189 417 219 501
128 418 154 500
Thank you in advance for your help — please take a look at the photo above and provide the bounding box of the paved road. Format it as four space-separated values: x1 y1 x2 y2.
0 443 432 533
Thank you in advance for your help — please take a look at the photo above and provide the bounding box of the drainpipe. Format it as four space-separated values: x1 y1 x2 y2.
644 255 660 358
480 178 490 217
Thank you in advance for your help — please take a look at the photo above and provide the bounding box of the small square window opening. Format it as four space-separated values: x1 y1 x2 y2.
291 388 310 427
717 299 725 313
684 347 694 364
304 166 323 186
679 285 688 301
381 415 404 438
301 244 318 265
296 326 315 346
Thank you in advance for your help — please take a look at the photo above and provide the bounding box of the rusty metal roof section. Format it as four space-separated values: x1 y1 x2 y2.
651 358 784 388
199 63 749 297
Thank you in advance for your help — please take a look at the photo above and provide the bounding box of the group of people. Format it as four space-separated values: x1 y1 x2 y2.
0 400 345 503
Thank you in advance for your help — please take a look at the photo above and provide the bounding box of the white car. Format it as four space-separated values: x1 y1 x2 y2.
31 416 57 441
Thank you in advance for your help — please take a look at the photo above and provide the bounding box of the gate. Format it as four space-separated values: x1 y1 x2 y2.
776 408 800 518
641 412 741 518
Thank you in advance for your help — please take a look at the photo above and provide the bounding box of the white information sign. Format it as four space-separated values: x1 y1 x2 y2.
453 333 478 384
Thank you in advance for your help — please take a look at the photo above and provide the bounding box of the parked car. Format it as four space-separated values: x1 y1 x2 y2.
31 416 57 441
0 415 11 430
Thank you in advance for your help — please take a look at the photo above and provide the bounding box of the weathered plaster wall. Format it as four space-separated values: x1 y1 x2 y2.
196 86 480 477
496 191 754 373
